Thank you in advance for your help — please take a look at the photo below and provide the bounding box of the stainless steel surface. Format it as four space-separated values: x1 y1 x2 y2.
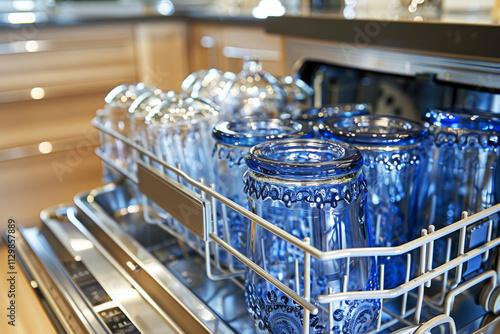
286 38 500 91
137 162 210 240
473 314 500 333
40 206 181 333
15 204 185 333
16 226 100 333
75 183 263 333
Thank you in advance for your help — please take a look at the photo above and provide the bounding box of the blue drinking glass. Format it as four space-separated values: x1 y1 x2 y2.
243 139 380 334
281 103 371 138
416 108 500 272
323 115 427 288
212 118 312 269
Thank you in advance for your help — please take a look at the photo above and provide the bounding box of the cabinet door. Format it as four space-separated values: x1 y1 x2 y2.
189 22 284 77
134 21 190 91
0 24 137 228
0 24 137 104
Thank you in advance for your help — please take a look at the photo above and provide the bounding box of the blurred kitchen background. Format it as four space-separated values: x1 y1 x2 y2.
1 0 499 230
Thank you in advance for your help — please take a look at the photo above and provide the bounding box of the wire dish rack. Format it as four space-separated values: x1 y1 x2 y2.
92 116 500 334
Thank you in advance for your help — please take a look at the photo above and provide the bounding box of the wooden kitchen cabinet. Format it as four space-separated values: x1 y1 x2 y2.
0 21 189 229
188 21 285 77
135 21 190 91
0 17 282 230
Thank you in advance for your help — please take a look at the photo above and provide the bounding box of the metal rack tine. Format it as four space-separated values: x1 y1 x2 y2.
401 253 412 316
303 237 311 334
451 212 469 289
377 264 385 331
426 225 435 288
414 229 428 325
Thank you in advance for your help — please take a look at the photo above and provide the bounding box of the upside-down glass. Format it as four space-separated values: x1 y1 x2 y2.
146 91 220 250
323 115 426 288
96 102 130 182
181 68 236 105
105 82 158 107
219 56 287 120
212 118 312 269
281 103 371 138
277 75 314 113
100 82 158 181
243 139 380 334
128 90 165 173
416 108 500 271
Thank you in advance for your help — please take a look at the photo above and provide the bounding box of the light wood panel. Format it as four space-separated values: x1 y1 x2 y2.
0 92 108 150
134 21 190 91
188 22 285 76
0 24 137 100
0 147 103 230
0 243 57 334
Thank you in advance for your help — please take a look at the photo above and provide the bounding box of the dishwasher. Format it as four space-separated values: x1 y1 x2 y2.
11 17 500 334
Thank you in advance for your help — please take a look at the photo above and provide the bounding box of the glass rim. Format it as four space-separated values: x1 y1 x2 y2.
245 138 363 180
323 115 426 146
128 91 164 116
212 118 312 147
283 103 371 122
145 92 219 126
423 108 500 132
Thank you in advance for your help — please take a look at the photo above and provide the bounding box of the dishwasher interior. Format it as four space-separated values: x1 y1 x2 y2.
11 34 500 334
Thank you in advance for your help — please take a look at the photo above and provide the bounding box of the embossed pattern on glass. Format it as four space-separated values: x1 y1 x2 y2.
243 139 380 334
323 115 426 288
416 108 500 268
212 118 312 269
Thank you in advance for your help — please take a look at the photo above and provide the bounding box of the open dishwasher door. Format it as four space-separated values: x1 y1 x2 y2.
13 183 263 334
14 204 183 334
13 181 500 334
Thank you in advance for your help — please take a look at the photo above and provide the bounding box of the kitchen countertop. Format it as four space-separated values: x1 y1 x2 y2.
0 4 264 30
3 2 498 63
265 14 500 62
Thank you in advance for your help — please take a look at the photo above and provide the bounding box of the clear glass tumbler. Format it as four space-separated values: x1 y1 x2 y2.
146 91 220 250
128 90 165 173
100 82 158 181
219 56 287 120
277 75 314 113
212 118 312 269
243 139 380 334
323 115 427 288
181 68 236 105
